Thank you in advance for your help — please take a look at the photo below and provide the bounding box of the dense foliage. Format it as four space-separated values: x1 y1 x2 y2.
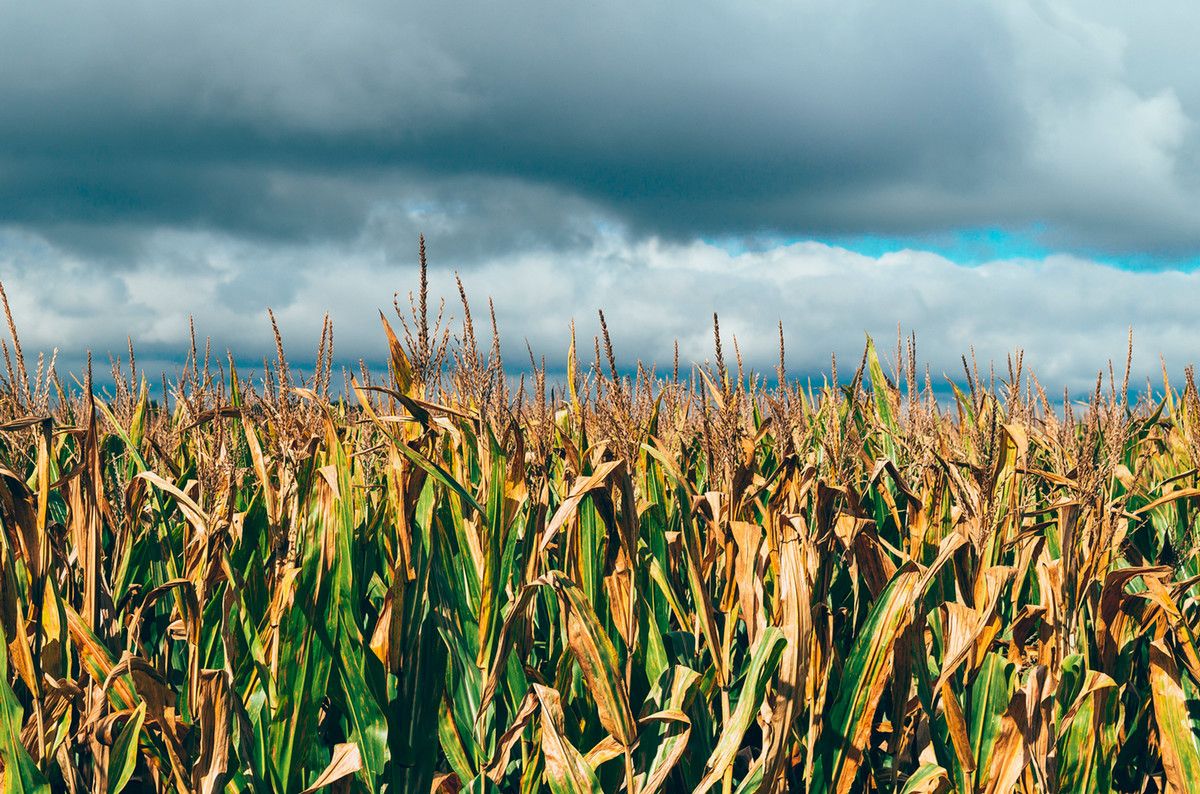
0 270 1199 792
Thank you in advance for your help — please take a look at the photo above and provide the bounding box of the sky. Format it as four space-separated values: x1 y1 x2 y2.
1 0 1199 394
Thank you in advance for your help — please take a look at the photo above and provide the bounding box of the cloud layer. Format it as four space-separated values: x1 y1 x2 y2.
2 0 1199 253
2 226 1192 395
1 0 1198 391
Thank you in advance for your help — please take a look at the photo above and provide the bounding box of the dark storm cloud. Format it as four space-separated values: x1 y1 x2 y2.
2 0 1194 254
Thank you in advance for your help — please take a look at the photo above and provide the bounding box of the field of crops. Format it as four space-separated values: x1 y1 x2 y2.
2 270 1200 793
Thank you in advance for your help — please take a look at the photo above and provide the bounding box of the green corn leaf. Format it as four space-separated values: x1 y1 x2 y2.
551 577 638 747
899 763 952 794
810 566 921 794
1149 640 1200 792
694 627 787 794
637 665 702 794
106 702 146 794
1055 669 1119 794
0 619 48 794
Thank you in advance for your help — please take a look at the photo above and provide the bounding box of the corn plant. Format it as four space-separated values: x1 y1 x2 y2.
0 269 1197 792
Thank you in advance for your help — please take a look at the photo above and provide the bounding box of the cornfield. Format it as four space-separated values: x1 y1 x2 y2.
2 261 1200 793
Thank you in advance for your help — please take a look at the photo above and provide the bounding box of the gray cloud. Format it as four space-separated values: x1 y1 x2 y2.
0 1 1197 255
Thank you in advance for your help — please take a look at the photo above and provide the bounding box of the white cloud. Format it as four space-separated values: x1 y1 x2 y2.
0 225 1192 395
